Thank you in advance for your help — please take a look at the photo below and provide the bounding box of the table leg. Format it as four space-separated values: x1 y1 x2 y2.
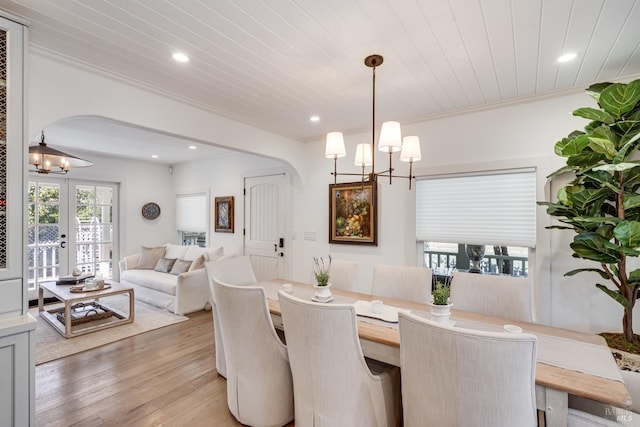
541 388 568 427
65 300 73 338
38 287 44 312
128 289 135 322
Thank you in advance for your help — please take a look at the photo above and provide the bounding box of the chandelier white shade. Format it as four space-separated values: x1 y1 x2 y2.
325 132 346 159
400 136 422 162
325 54 421 189
378 121 402 153
354 143 373 167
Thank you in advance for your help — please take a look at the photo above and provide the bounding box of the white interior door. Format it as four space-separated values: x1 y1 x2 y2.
244 174 288 281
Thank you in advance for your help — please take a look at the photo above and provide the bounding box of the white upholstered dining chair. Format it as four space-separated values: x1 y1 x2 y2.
204 256 257 378
398 311 538 427
450 271 534 322
278 291 401 427
371 264 432 304
215 282 294 427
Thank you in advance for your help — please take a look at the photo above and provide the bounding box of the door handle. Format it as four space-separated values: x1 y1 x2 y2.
279 252 284 257
274 244 277 252
60 241 67 249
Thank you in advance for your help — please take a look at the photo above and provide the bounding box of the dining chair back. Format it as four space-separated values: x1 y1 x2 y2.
204 256 257 378
371 264 432 304
309 259 360 292
215 282 294 427
278 291 400 427
450 271 534 322
398 311 538 427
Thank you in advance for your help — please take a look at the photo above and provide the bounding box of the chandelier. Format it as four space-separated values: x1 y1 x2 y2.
28 131 93 174
325 54 422 189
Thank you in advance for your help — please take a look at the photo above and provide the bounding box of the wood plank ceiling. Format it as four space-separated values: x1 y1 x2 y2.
2 0 639 143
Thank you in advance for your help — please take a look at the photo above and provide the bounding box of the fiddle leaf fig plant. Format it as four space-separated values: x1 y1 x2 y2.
540 79 640 343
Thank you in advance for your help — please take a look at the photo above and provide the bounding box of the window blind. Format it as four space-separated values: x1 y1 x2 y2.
415 170 536 248
176 193 207 233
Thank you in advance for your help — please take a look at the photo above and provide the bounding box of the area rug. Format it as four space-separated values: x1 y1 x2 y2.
31 295 189 365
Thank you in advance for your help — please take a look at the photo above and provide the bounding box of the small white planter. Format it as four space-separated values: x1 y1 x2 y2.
313 283 332 299
429 302 453 323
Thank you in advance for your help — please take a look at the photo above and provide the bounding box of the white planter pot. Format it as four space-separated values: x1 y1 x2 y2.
313 283 332 299
429 302 453 323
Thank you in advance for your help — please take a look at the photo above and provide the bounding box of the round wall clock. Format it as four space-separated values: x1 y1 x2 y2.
141 202 161 220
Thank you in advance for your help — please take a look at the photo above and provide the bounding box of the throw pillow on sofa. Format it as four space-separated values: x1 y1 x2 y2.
154 257 177 273
136 246 167 269
170 259 193 275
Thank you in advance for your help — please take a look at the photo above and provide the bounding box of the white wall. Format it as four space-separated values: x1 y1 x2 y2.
171 151 290 258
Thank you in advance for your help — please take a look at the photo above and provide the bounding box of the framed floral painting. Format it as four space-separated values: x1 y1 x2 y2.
215 196 234 233
329 181 377 245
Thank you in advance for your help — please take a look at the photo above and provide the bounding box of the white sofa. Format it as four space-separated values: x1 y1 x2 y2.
119 244 224 315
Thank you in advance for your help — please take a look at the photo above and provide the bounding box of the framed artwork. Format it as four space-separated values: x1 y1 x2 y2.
329 181 377 245
215 196 234 233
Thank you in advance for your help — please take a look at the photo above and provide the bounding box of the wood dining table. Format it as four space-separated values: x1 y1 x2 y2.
259 279 631 427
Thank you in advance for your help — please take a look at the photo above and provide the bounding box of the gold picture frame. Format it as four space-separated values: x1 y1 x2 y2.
215 196 234 233
329 181 377 245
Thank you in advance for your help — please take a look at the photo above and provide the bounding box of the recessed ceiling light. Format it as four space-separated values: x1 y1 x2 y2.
188 145 196 150
151 155 158 159
558 52 577 63
310 115 320 122
172 52 190 63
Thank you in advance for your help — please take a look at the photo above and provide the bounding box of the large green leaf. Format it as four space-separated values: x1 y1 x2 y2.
570 232 620 263
588 137 618 159
547 165 574 178
587 82 613 94
599 80 640 118
569 189 610 211
573 107 615 124
565 268 608 279
555 134 589 156
583 170 619 192
593 162 640 172
624 194 640 211
613 220 640 249
567 152 604 167
629 269 640 283
596 284 630 309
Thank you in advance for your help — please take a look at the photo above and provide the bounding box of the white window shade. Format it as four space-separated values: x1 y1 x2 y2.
176 193 207 233
416 170 536 248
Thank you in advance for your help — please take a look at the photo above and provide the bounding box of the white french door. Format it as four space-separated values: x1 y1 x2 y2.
27 178 118 299
243 173 288 282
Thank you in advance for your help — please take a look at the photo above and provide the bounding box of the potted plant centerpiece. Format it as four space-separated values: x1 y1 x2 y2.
312 255 333 301
429 281 453 323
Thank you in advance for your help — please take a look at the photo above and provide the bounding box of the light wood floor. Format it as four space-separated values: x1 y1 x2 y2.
36 309 295 427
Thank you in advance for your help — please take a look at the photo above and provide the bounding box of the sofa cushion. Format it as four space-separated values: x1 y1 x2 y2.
155 257 177 273
121 269 178 295
165 244 189 260
135 246 166 269
183 246 207 261
189 254 207 271
206 246 224 262
171 259 192 275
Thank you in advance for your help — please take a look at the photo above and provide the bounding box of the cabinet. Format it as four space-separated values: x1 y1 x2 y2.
0 12 25 288
0 11 35 427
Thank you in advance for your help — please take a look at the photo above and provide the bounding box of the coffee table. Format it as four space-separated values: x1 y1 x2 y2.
38 280 135 338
